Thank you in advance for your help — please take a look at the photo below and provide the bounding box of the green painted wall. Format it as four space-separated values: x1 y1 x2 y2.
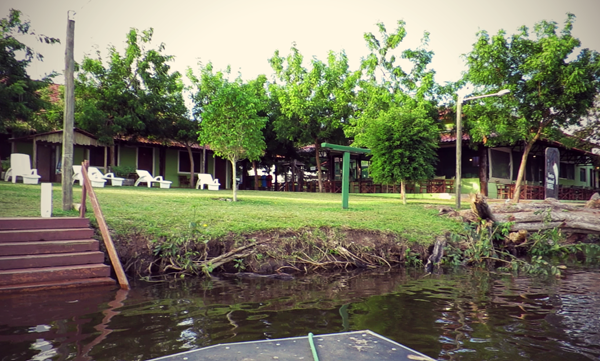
74 146 85 165
461 178 480 194
14 141 33 156
207 155 214 174
119 146 137 168
559 165 593 187
164 149 179 186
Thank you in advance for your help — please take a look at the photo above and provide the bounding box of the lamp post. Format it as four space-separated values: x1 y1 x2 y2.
455 89 510 209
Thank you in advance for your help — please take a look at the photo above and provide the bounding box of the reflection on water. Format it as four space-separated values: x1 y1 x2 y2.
1 268 599 361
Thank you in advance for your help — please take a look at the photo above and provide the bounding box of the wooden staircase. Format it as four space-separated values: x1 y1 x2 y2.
0 217 116 292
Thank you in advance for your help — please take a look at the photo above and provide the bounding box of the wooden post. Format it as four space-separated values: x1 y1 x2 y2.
32 138 37 169
342 151 350 209
61 13 75 211
455 98 463 209
79 160 87 217
81 164 130 290
41 183 52 218
104 146 108 172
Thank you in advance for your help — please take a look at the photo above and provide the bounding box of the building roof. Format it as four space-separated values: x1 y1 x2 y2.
9 128 101 147
440 132 471 143
116 135 210 151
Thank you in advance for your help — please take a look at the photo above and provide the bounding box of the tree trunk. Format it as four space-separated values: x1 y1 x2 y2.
230 158 238 202
201 145 206 174
253 161 258 190
110 145 116 169
400 180 406 205
479 146 488 196
186 145 195 188
511 131 542 204
315 141 323 193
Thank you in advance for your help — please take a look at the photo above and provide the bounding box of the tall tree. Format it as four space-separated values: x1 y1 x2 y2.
350 20 442 203
190 63 267 201
187 62 232 176
464 14 600 203
269 47 359 192
365 109 439 204
0 9 59 136
76 28 186 167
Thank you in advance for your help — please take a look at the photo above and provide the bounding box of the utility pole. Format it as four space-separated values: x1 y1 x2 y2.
455 97 463 210
62 11 75 211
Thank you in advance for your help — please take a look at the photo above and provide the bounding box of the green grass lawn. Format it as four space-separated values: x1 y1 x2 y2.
0 182 462 244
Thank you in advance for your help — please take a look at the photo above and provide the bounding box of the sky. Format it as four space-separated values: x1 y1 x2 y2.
3 0 600 91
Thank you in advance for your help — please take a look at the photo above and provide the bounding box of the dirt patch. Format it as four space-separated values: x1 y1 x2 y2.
107 227 430 278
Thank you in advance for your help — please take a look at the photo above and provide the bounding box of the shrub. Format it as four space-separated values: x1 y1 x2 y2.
111 165 136 178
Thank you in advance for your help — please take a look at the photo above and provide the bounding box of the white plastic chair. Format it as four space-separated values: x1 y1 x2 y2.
4 153 41 184
72 165 107 187
195 173 220 190
89 166 125 186
134 169 172 188
72 165 83 185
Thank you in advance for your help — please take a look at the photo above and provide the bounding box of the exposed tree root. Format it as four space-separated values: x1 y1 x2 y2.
111 227 422 278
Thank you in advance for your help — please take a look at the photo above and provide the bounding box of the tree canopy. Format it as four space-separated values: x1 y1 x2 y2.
0 9 60 135
349 21 442 203
269 46 359 192
75 28 186 149
463 14 600 202
189 63 268 201
365 109 439 203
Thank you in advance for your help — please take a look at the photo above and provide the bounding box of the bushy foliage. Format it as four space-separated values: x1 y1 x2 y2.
0 9 60 134
463 14 600 202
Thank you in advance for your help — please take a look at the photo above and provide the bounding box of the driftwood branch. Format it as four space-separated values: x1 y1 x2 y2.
196 240 267 269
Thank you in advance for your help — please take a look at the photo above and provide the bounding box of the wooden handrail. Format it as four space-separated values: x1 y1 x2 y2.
80 160 130 290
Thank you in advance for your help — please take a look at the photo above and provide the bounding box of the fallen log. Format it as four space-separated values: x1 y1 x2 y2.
490 198 584 213
494 210 600 224
467 193 600 235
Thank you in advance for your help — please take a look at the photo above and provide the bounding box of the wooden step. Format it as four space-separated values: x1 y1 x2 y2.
0 277 116 292
0 240 99 256
0 264 111 286
0 217 90 231
0 228 94 242
0 252 106 270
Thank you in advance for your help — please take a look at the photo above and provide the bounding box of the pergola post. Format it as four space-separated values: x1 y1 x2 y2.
321 143 371 209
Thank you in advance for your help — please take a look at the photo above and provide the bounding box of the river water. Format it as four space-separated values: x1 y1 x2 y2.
1 268 599 361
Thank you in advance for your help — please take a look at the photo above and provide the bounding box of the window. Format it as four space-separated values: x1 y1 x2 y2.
178 151 201 173
559 163 575 180
580 168 587 183
361 160 370 178
490 149 511 179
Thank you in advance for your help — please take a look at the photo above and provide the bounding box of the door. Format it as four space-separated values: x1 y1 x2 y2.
137 147 154 174
36 143 53 182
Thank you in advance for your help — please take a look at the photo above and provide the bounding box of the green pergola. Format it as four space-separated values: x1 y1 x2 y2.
320 143 371 209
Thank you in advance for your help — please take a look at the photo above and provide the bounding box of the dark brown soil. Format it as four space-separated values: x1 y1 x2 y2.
105 227 431 278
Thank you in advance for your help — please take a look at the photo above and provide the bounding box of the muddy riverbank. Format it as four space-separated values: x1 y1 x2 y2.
108 227 433 278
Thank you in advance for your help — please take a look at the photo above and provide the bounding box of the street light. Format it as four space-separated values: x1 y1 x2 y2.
455 89 510 209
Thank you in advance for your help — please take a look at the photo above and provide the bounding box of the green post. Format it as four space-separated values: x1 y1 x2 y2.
342 151 350 209
320 143 371 210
